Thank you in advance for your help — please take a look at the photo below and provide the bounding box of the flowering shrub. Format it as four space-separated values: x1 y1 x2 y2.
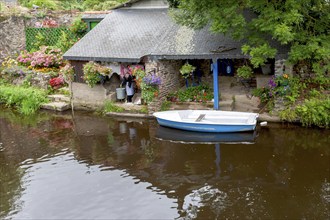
128 66 145 89
142 74 162 86
60 63 75 82
49 76 65 90
17 50 33 66
17 46 63 69
141 84 159 104
70 17 88 36
254 74 293 100
1 57 18 68
0 66 31 83
167 84 213 103
83 61 112 88
42 18 58 28
139 73 162 104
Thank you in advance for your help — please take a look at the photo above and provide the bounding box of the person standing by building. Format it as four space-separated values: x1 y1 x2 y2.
121 73 135 103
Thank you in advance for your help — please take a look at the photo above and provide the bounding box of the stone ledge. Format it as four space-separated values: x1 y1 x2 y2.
48 94 70 102
258 113 281 122
41 102 71 112
106 112 153 119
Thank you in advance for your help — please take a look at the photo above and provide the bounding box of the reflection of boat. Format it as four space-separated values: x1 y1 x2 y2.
156 126 257 144
153 110 258 133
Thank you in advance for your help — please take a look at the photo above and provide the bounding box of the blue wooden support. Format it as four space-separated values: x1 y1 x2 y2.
212 59 219 110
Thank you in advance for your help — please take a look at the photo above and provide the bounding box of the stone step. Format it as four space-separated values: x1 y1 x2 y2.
41 102 71 112
233 94 260 112
48 94 70 102
133 93 142 105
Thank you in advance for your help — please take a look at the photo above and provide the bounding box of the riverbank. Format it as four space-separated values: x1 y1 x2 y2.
40 91 282 122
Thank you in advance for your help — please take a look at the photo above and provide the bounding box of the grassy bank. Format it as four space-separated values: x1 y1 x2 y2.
0 84 48 115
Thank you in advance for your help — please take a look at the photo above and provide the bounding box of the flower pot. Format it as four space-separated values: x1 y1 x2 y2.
116 88 126 100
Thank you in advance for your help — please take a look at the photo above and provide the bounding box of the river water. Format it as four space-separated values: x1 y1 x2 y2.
0 108 329 219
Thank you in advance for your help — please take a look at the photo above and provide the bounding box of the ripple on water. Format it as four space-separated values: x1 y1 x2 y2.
8 153 179 219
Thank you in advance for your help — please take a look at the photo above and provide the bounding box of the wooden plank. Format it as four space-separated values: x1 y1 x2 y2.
195 114 206 122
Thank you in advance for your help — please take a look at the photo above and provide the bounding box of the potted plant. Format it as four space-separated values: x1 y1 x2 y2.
180 63 196 87
83 61 112 88
237 65 253 79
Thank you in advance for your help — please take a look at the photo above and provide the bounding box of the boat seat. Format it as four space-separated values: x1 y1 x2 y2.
195 114 206 122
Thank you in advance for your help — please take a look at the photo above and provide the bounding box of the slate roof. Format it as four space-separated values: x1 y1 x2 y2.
63 9 288 62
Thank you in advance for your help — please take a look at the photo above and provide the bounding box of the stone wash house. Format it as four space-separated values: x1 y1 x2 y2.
63 0 289 111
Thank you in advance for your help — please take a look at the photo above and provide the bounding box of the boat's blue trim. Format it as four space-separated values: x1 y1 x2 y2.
156 118 256 133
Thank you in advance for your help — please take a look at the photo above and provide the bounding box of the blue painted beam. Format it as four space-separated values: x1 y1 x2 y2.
212 59 219 110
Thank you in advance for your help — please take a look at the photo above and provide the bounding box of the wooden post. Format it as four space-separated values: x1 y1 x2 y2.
212 58 219 110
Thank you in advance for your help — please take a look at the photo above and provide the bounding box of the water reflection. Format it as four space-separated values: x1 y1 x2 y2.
156 126 257 144
0 108 329 219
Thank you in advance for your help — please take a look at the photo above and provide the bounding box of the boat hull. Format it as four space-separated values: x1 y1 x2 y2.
153 110 258 133
156 118 256 133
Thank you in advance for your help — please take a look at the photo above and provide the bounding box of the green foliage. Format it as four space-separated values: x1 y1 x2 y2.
252 87 272 104
295 98 330 128
179 63 196 79
237 65 253 79
59 0 85 11
0 84 48 115
69 17 88 36
242 44 277 68
141 84 158 104
56 31 77 53
167 84 213 102
279 108 298 122
59 63 75 82
83 61 112 88
140 105 148 114
25 27 76 52
0 66 32 83
160 100 171 111
173 0 330 76
19 0 59 10
168 0 180 8
308 88 322 99
103 101 124 113
83 0 125 10
32 32 47 51
130 66 146 90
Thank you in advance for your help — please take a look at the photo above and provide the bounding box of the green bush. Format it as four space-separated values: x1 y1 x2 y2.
0 84 48 115
237 65 253 79
167 84 213 103
20 0 59 10
295 98 330 128
103 101 124 113
70 17 88 36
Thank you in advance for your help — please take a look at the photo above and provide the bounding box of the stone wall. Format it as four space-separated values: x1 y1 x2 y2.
0 10 78 63
274 59 293 77
145 59 214 113
145 59 184 113
71 82 118 110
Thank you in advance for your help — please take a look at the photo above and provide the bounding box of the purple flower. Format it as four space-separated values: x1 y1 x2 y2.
268 78 276 88
143 74 162 86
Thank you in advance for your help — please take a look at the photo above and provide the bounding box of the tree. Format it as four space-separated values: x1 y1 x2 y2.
171 0 330 77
